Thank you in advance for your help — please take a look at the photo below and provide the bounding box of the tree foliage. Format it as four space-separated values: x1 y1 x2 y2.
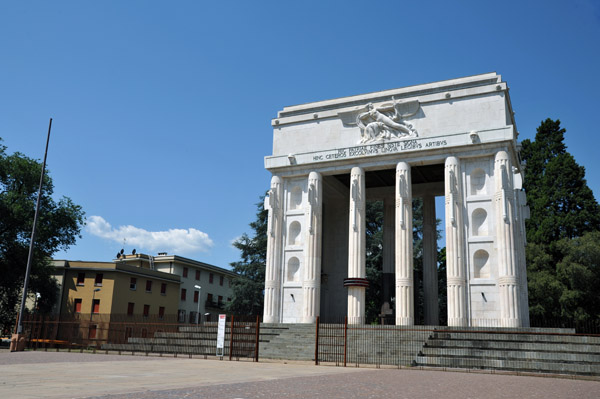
0 139 85 334
521 119 600 324
226 196 267 316
521 119 600 247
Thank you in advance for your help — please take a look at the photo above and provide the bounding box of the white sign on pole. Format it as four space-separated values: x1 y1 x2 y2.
216 314 226 357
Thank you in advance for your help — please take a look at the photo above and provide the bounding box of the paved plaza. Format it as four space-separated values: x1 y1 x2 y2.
1 350 599 398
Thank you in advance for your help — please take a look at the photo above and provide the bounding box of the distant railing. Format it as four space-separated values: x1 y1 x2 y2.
20 313 261 362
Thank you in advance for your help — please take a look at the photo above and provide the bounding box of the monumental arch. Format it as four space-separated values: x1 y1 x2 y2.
263 73 530 328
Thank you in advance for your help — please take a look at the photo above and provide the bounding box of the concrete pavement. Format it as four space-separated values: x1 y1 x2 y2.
1 351 599 399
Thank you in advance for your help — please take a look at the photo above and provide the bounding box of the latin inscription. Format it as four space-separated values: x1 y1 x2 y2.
311 139 447 163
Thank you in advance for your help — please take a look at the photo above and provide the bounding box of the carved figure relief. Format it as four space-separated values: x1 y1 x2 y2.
339 98 419 144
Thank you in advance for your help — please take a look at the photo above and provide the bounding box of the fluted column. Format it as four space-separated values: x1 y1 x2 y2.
513 170 530 327
422 194 439 325
302 172 322 323
382 197 395 306
346 167 367 325
263 176 283 323
395 162 413 326
495 151 521 327
445 157 467 327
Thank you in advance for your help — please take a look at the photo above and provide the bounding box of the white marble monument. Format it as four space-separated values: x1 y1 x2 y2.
263 73 530 327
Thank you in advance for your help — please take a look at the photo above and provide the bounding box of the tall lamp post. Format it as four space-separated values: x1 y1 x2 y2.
194 285 201 325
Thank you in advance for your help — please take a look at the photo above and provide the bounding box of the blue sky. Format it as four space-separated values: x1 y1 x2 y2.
1 1 599 269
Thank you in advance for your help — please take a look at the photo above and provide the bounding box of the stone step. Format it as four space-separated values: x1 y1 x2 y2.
429 332 600 344
426 339 600 353
416 355 600 376
421 347 600 363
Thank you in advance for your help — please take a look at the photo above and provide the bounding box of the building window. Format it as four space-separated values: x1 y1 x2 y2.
158 306 165 319
219 276 224 286
95 273 103 286
89 325 97 339
77 273 85 286
130 277 137 290
127 302 134 316
194 290 199 303
74 298 82 313
183 267 188 278
218 295 223 305
195 270 200 280
92 299 100 314
160 283 167 295
143 304 150 317
207 293 213 304
146 280 152 292
181 288 187 301
209 273 214 284
227 297 231 302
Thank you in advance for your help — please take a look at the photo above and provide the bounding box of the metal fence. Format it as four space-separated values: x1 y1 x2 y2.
315 316 600 372
20 313 260 361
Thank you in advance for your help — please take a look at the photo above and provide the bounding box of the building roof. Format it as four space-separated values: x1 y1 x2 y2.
51 259 181 283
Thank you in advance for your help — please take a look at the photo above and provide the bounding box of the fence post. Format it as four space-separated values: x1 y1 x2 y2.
343 316 348 367
254 315 260 362
229 315 234 361
314 316 320 365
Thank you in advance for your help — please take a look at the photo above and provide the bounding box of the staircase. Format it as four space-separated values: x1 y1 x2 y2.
415 327 600 376
259 323 316 361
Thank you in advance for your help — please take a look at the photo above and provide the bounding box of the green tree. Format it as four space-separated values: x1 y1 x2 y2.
226 196 267 316
521 119 600 324
365 200 383 323
521 119 600 247
0 139 85 334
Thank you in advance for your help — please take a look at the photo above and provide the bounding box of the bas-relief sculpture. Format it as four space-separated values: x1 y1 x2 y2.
340 98 419 144
264 73 530 328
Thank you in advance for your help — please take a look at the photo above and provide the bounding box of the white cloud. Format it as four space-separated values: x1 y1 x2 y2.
86 215 214 255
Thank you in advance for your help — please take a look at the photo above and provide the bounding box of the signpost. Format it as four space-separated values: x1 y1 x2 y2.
216 314 226 358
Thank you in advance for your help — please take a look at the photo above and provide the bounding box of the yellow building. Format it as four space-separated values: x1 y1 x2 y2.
51 260 180 319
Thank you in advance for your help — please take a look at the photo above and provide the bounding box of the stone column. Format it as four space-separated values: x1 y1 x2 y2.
513 170 530 327
395 162 413 326
445 157 467 327
302 172 323 323
495 151 521 327
422 194 439 325
345 167 367 325
382 197 395 306
263 176 284 324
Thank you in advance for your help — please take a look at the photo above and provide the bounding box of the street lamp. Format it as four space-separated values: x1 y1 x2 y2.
194 285 201 325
